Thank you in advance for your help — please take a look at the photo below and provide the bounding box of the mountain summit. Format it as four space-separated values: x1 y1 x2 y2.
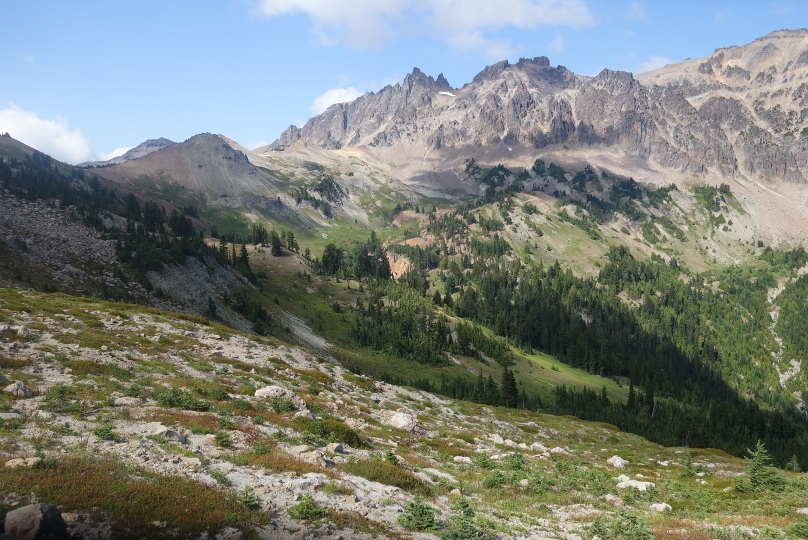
273 30 808 188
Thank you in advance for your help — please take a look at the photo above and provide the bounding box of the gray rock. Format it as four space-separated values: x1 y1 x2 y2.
152 426 188 445
16 326 30 338
0 412 21 420
4 502 71 540
3 381 32 398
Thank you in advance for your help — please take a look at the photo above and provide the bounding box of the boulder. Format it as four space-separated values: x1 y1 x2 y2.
300 451 335 468
616 478 655 491
5 457 42 469
3 381 32 398
152 425 188 445
325 442 345 454
549 447 570 456
649 503 672 512
16 326 30 338
4 502 70 540
530 442 548 453
488 434 505 445
254 385 307 409
0 412 21 420
453 456 473 464
379 410 427 437
606 455 628 468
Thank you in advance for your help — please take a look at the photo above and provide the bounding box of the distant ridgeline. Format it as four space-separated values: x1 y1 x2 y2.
0 150 269 334
314 160 808 469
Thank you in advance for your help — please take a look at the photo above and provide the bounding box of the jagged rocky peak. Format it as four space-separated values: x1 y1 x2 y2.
403 67 452 91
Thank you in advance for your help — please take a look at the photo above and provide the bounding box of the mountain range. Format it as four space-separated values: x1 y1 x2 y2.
3 29 808 539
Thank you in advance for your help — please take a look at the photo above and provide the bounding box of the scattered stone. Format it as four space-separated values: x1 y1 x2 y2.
325 443 345 454
293 410 315 420
453 456 472 464
3 381 32 398
449 488 462 496
603 494 624 507
5 457 41 469
300 451 335 468
650 503 672 512
530 442 548 453
254 385 306 409
607 455 628 468
16 326 30 338
0 412 21 420
379 410 427 437
797 507 808 515
488 434 505 445
549 447 570 456
60 513 79 524
617 475 656 491
152 425 188 445
4 502 70 540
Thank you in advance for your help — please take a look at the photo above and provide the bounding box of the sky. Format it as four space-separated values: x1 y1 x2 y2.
1 0 806 164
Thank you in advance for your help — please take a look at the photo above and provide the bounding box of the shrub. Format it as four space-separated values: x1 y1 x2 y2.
473 453 494 470
341 460 429 495
586 509 654 540
214 432 232 448
288 494 327 520
398 495 435 531
503 452 525 470
231 398 252 410
43 385 81 414
152 388 211 411
92 424 121 442
239 487 259 509
270 397 296 413
481 470 506 488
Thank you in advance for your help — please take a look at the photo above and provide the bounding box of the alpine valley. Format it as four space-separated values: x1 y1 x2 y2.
3 29 808 540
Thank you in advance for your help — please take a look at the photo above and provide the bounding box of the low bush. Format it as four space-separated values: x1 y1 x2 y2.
341 460 429 495
288 494 327 520
152 388 211 412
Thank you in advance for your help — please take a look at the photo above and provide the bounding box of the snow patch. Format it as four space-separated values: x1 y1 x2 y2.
438 91 456 97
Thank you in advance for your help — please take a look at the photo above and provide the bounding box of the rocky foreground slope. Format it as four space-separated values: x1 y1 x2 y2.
2 289 808 539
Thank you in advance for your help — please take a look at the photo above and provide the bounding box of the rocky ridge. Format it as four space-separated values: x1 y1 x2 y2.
79 138 176 168
271 30 808 199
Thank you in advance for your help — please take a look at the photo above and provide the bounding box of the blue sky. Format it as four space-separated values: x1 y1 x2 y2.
1 0 806 164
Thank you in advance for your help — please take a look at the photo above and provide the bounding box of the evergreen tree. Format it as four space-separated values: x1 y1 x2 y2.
502 368 518 408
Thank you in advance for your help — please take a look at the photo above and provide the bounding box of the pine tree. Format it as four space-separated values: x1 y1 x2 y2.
502 368 518 408
628 382 636 411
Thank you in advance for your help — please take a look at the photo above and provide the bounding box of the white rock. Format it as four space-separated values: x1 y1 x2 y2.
16 326 30 337
0 412 21 420
616 479 655 491
488 434 505 445
607 455 628 468
380 410 427 437
797 507 808 515
255 385 307 409
649 503 672 512
504 439 517 447
549 447 569 455
453 456 472 464
5 457 41 469
530 442 548 453
3 381 32 398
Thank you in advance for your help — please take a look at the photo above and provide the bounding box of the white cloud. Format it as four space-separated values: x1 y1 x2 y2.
255 0 596 54
0 103 94 164
547 35 565 52
627 1 646 20
98 146 134 161
636 55 674 73
309 87 364 114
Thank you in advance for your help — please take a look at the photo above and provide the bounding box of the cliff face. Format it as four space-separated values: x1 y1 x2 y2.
273 30 808 186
